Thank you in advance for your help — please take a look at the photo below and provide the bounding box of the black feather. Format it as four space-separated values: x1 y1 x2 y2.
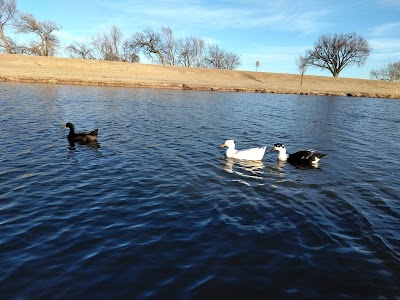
64 122 98 142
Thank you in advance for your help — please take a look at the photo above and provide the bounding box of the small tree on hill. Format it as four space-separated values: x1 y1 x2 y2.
295 55 308 86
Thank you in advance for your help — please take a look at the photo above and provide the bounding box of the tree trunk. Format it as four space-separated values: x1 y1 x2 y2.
0 27 12 53
155 50 165 65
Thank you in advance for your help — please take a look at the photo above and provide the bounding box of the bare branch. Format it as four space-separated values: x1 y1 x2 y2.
370 61 400 81
65 42 94 59
295 55 309 86
204 44 240 70
0 0 17 53
129 28 165 65
177 36 205 67
161 26 177 65
121 40 139 62
129 26 239 69
91 25 123 61
15 13 61 56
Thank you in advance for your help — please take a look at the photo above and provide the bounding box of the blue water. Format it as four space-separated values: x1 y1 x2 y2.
0 82 399 299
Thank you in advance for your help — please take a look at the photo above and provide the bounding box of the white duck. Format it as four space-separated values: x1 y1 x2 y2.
221 140 267 161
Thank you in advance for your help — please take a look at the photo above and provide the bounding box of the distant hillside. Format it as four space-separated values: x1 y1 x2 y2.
0 54 399 99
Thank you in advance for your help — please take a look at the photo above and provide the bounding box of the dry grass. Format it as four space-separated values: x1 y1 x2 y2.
1 54 399 99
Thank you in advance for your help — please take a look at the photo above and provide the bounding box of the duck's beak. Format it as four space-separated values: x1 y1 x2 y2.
62 124 67 129
221 143 226 147
269 147 276 152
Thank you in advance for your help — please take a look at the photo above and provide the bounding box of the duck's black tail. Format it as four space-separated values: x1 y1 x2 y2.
91 129 98 136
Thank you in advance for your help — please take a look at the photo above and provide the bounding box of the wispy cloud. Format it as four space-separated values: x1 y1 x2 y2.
97 0 330 35
382 0 400 9
371 22 400 37
369 38 400 57
369 22 400 62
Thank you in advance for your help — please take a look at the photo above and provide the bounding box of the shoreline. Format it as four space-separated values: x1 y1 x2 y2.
1 54 399 99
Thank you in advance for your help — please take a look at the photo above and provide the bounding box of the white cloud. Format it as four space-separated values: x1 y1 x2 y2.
367 38 400 70
369 38 400 52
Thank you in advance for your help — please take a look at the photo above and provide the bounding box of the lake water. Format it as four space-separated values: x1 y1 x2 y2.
0 82 399 299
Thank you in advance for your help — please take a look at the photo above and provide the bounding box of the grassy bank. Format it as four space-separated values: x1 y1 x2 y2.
1 54 399 99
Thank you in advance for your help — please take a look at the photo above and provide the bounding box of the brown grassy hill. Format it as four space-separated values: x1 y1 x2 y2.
1 54 399 99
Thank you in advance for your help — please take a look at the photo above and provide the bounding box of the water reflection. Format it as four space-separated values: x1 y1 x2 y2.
68 140 100 151
267 160 286 178
223 158 265 179
290 161 320 170
270 158 320 170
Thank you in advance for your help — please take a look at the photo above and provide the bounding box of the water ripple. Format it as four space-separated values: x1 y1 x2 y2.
0 83 399 299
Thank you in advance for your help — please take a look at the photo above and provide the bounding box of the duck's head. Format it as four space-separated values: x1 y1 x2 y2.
270 143 286 153
221 140 235 148
63 122 75 130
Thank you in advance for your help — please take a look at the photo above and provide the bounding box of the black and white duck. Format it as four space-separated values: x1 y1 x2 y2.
270 143 326 166
63 122 98 142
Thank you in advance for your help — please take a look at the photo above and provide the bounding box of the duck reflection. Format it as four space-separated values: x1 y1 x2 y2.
289 161 321 170
275 160 287 171
271 159 321 171
68 140 100 151
268 160 286 177
223 158 265 179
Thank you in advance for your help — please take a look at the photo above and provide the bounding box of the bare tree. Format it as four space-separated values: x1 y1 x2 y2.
3 35 25 53
121 40 139 62
204 44 225 69
129 28 165 65
15 13 61 56
224 52 240 70
255 61 260 72
204 44 240 70
177 36 205 67
295 55 308 86
109 25 122 60
177 37 193 67
304 32 371 77
65 41 94 59
161 26 177 65
129 26 239 69
0 0 17 53
370 61 400 81
192 38 205 68
67 26 138 62
91 25 123 61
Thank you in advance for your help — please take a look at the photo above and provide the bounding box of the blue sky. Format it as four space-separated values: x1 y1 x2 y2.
14 0 400 79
